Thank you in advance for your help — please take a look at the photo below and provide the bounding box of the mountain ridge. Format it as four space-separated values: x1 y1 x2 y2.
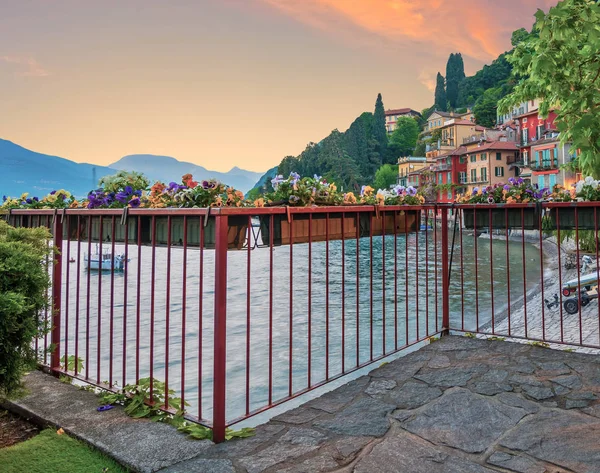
0 139 267 197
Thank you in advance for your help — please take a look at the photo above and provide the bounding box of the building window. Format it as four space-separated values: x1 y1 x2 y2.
470 155 476 163
470 169 477 182
495 166 504 177
523 150 529 165
447 172 452 183
460 156 466 164
459 171 466 184
481 153 487 161
496 152 502 161
481 167 488 182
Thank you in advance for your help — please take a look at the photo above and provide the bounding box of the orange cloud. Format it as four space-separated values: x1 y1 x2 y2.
260 0 549 61
0 55 50 77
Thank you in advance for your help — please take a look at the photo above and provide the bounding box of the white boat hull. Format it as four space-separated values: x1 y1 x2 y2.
85 254 126 271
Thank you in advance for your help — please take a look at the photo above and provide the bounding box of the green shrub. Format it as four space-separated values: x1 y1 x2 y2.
0 220 53 396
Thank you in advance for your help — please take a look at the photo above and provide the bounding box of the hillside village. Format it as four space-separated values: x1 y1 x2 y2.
393 98 579 203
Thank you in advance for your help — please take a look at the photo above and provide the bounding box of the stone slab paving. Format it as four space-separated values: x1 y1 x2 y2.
4 336 600 472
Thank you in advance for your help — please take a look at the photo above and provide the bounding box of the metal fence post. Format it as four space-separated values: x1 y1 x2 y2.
50 212 64 371
212 213 228 443
440 207 450 335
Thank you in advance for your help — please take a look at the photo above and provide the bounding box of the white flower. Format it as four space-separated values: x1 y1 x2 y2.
576 180 585 194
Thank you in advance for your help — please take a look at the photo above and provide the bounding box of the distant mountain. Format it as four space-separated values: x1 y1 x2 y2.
0 138 113 198
109 155 264 193
0 140 266 198
246 166 278 197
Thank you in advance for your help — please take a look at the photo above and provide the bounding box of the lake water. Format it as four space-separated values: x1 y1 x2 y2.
54 229 541 424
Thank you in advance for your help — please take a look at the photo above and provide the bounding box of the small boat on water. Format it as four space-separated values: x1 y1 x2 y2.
84 248 127 271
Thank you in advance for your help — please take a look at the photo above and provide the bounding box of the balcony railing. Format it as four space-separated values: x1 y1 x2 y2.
530 158 559 172
7 202 600 442
436 163 451 171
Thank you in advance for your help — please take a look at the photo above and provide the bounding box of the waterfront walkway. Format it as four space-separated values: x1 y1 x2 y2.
5 336 600 472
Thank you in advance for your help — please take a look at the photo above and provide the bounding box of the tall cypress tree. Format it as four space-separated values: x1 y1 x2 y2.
372 93 387 168
434 73 447 111
446 53 465 109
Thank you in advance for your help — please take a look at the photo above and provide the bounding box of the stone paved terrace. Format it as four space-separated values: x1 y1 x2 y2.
5 336 600 473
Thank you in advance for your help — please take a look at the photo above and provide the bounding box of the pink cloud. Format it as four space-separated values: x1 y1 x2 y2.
0 55 50 77
259 0 550 61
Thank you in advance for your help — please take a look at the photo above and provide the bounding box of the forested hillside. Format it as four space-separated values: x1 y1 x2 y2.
271 94 400 192
431 27 536 127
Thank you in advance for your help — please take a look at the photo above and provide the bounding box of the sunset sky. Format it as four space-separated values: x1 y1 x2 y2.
0 0 555 173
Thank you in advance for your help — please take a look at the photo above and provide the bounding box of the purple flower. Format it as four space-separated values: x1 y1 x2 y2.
124 185 133 194
407 186 417 196
50 190 57 195
2 196 6 202
508 177 515 185
129 196 141 208
33 196 39 202
503 185 511 191
482 187 488 195
473 187 479 193
516 177 524 185
115 191 130 204
487 196 495 203
26 198 32 204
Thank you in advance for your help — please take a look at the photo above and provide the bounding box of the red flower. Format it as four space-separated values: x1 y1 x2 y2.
182 174 198 189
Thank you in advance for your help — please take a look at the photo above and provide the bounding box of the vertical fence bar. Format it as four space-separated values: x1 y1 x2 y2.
212 213 228 444
122 217 129 388
75 216 82 375
181 216 188 409
325 213 330 379
245 215 251 414
63 215 71 371
109 217 116 386
289 215 294 396
50 213 64 371
165 216 172 409
425 209 429 337
341 213 345 373
96 216 103 383
505 209 511 337
441 208 450 334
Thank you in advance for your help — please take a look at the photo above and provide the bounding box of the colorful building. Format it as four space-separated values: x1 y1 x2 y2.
514 99 577 189
433 147 468 203
426 119 483 159
464 141 519 193
397 156 427 187
385 108 421 133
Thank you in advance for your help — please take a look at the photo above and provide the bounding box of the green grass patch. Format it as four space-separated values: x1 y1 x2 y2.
0 429 127 473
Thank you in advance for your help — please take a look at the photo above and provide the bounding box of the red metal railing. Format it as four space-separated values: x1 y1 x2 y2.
5 201 600 442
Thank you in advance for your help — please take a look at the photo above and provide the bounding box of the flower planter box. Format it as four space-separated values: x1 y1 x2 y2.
463 207 540 230
66 215 247 250
359 210 420 237
259 213 359 246
547 207 599 230
153 216 248 249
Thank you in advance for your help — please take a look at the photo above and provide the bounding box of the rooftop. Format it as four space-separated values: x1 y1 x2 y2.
468 140 518 152
385 108 421 117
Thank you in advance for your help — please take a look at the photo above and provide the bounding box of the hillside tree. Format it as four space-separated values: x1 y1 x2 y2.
388 117 420 159
373 164 399 190
446 53 466 108
373 93 388 157
434 73 447 111
499 0 600 178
